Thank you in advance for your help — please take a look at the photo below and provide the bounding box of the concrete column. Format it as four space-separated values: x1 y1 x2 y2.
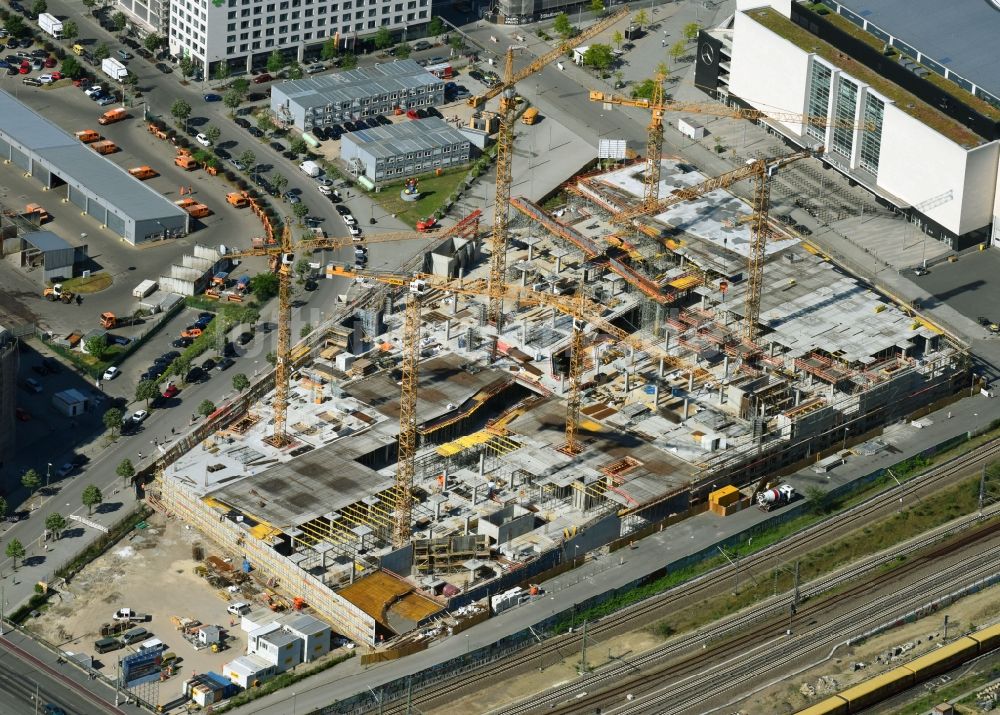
829 383 835 399
552 308 559 327
521 320 527 345
471 484 479 506
434 500 442 521
652 384 659 408
719 384 725 403
794 388 801 406
442 467 448 491
527 242 534 261
664 331 671 351
659 357 664 377
478 452 485 478
688 371 694 391
521 270 527 287
655 304 664 337
683 397 689 420
508 470 515 489
555 255 562 273
624 372 630 394
701 294 707 309
245 55 253 74
770 341 776 357
465 514 472 534
452 294 459 315
444 319 451 342
680 255 685 268
723 355 730 378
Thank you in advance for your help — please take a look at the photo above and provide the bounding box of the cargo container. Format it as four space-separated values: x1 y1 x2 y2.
970 621 1000 653
38 13 63 39
793 697 848 715
902 637 979 681
132 279 158 298
837 667 913 711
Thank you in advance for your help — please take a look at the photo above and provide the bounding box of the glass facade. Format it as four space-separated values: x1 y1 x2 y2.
858 94 884 176
831 77 858 159
806 62 832 142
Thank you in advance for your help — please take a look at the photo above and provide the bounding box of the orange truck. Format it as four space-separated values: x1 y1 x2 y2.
129 166 157 180
75 129 100 143
147 123 167 140
175 153 197 171
98 108 127 125
25 203 49 223
226 192 249 208
91 140 118 155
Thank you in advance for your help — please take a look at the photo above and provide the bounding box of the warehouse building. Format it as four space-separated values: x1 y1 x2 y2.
12 231 87 283
271 60 445 132
0 91 189 245
340 117 472 183
694 0 1000 250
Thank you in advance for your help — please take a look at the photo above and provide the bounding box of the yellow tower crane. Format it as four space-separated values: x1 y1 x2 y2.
221 211 483 448
468 6 630 328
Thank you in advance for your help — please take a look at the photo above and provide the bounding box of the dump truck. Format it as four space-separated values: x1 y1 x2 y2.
101 57 128 82
75 129 100 143
25 203 49 223
226 192 249 208
128 166 157 180
38 12 63 39
147 123 167 140
43 284 74 303
175 151 197 170
91 140 118 155
98 107 127 125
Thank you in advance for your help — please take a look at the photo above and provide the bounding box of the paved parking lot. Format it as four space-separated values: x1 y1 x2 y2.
907 248 1000 327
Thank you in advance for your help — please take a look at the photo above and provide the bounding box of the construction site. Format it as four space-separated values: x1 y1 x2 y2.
150 36 969 654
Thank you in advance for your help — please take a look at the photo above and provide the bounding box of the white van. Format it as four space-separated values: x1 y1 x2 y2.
138 637 165 653
227 601 250 616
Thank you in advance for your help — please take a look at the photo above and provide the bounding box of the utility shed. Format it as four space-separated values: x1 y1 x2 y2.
339 117 472 183
223 654 274 688
11 231 86 283
52 388 88 417
0 90 188 244
276 613 331 662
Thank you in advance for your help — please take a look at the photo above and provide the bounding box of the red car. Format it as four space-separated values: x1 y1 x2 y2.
406 109 419 119
15 407 30 422
44 56 56 68
74 77 91 88
162 384 180 398
50 71 61 80
19 62 29 74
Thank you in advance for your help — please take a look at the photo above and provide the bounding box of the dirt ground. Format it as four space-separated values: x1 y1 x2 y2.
28 512 247 706
432 584 1000 715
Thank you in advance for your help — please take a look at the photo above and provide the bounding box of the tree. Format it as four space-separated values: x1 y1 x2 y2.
613 70 624 89
395 43 411 59
223 88 243 112
198 400 216 418
265 351 277 366
374 26 393 50
203 125 221 144
21 469 41 495
683 22 700 42
292 202 309 224
266 50 285 73
320 37 337 61
448 35 464 53
300 323 313 338
589 0 604 16
232 77 250 96
553 12 573 39
340 53 358 69
232 373 250 392
271 173 288 195
428 16 444 36
669 40 686 65
256 113 275 134
4 16 26 38
612 29 624 49
116 458 136 487
102 407 123 437
582 44 614 72
144 33 164 54
656 61 670 79
85 334 109 360
631 77 658 100
805 486 832 514
287 61 303 80
289 137 307 155
45 512 67 540
633 9 648 30
61 56 83 79
179 55 195 78
93 42 110 61
173 355 192 379
171 98 193 131
82 0 96 9
81 485 103 516
294 256 311 280
31 0 47 17
61 20 78 41
249 272 279 301
214 61 230 82
239 150 256 172
0 496 6 521
6 539 25 570
112 10 127 33
135 379 159 407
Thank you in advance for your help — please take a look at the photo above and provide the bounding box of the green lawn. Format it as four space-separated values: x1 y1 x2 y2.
370 168 470 227
61 273 112 293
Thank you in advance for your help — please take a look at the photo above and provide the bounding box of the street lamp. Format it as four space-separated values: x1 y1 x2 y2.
46 463 52 488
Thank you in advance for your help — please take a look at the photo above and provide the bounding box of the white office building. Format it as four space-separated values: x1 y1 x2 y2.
694 0 1000 250
168 0 431 77
116 0 169 37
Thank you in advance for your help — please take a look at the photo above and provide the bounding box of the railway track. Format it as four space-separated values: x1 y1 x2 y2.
378 437 1000 715
518 520 1000 714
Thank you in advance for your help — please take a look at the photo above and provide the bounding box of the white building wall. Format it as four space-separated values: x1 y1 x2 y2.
962 142 1000 238
729 10 809 137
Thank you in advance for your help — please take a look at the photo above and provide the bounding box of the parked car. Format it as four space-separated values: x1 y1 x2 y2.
287 193 301 204
20 377 42 393
162 384 180 398
235 117 251 128
229 158 246 171
348 225 363 237
172 337 193 348
269 141 284 152
237 331 253 345
306 62 325 73
203 92 222 102
252 73 272 83
201 358 216 371
335 204 351 216
216 357 235 371
97 95 115 106
155 62 172 73
248 127 264 138
195 132 212 147
56 462 75 478
22 76 41 86
131 410 149 424
185 367 206 383
102 366 121 380
413 40 432 51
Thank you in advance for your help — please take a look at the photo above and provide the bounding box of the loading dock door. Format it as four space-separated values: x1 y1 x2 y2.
9 147 29 171
106 212 126 238
31 162 50 186
68 184 87 210
86 197 105 223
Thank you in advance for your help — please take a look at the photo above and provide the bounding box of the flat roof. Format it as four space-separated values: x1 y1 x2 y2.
834 0 1000 101
274 60 442 110
337 571 442 630
23 231 71 252
343 117 470 160
0 92 187 224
